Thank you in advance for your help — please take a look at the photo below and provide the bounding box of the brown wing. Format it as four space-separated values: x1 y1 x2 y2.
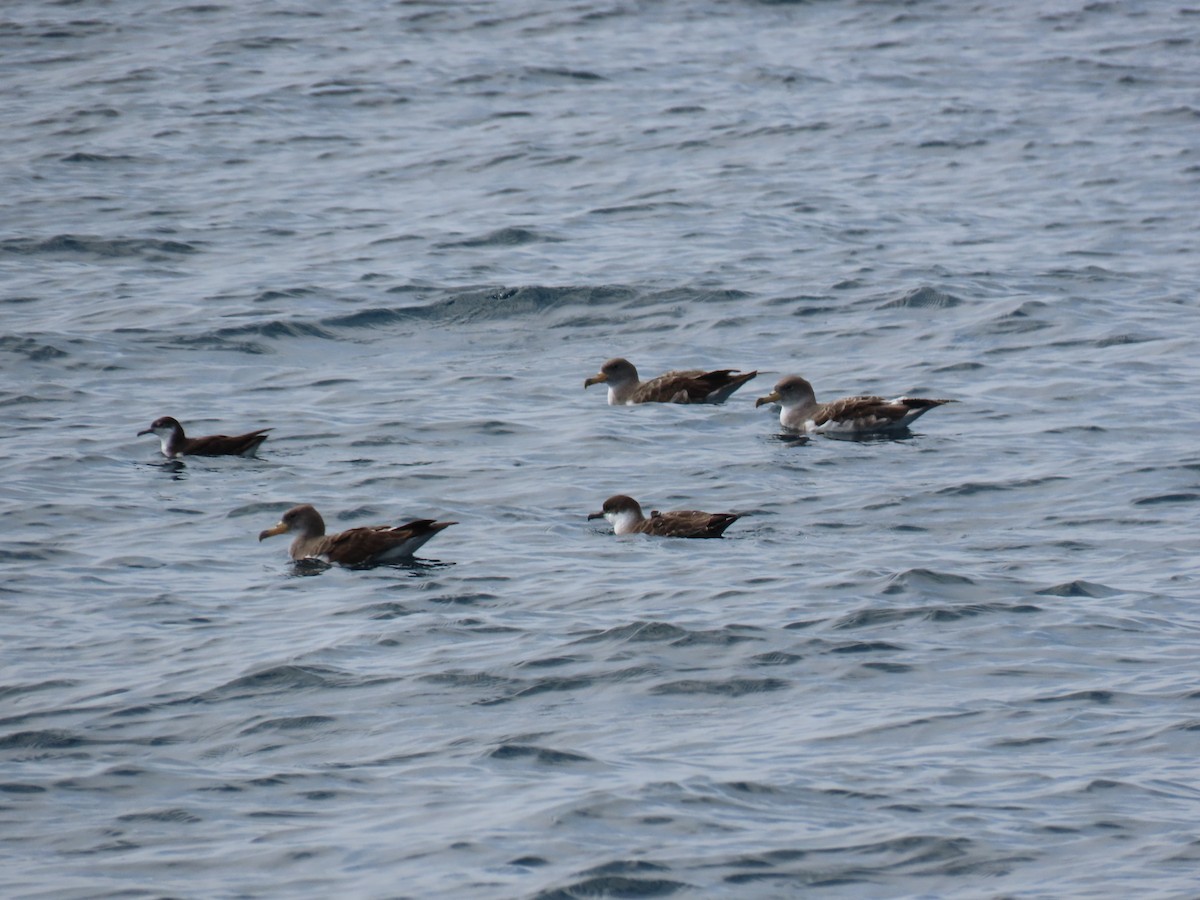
321 520 450 565
813 396 951 430
812 396 902 427
640 510 741 538
184 429 271 456
631 369 755 404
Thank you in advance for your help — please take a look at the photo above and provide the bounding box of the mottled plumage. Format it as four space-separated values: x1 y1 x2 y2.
584 357 757 405
755 375 953 434
138 415 270 458
588 494 741 539
258 504 455 565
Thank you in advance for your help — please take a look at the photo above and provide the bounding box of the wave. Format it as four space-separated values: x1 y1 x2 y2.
0 234 199 258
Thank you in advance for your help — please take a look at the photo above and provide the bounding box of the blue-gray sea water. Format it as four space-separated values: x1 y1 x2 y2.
3 1 1199 897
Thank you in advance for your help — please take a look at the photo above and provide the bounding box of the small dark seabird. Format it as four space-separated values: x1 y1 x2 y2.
258 503 455 565
584 357 757 405
588 494 741 539
138 416 270 458
755 375 954 435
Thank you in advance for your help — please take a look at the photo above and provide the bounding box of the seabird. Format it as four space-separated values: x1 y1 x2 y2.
588 494 741 539
138 416 270 458
584 357 757 405
755 375 954 434
258 504 455 565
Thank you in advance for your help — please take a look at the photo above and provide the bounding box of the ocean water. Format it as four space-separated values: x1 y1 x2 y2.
2 1 1200 897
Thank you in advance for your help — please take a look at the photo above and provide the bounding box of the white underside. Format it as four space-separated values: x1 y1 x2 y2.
807 417 874 434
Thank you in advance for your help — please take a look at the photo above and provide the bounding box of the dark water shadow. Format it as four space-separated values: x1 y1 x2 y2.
287 557 455 577
819 428 916 443
142 456 272 479
140 458 188 480
767 432 811 447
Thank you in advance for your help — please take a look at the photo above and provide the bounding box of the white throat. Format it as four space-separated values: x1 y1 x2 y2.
608 509 643 535
152 429 177 457
604 378 638 406
780 396 818 426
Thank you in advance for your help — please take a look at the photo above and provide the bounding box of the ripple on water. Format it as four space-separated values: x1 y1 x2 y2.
3 1 1200 897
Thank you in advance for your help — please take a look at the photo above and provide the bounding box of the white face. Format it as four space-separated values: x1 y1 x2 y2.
607 508 641 535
